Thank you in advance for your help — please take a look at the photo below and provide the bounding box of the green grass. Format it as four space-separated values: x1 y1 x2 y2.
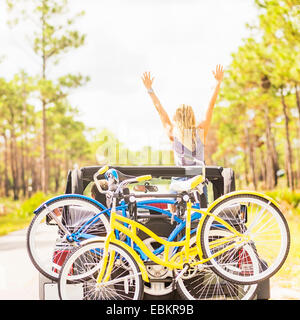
263 189 300 292
0 213 33 236
0 192 48 237
265 188 300 211
268 212 300 293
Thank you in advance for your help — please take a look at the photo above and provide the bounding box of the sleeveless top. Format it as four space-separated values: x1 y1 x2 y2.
173 128 204 166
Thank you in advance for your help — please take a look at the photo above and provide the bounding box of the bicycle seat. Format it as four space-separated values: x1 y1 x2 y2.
169 175 204 193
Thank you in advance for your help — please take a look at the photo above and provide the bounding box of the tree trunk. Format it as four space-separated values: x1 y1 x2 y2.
243 149 249 186
41 6 48 194
21 76 29 197
3 132 10 197
245 126 257 189
9 130 19 200
260 147 266 188
54 160 61 193
20 139 26 197
7 104 20 200
264 108 277 189
295 84 300 187
41 93 48 194
31 156 39 193
281 90 294 190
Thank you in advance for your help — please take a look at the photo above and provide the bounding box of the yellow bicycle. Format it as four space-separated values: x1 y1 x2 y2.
58 165 290 300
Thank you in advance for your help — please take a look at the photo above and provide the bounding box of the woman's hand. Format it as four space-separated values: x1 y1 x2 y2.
212 64 224 83
141 72 154 90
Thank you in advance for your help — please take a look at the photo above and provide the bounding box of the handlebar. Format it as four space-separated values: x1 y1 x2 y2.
114 175 152 194
93 161 206 199
93 165 152 196
136 175 152 182
93 165 110 195
97 165 109 175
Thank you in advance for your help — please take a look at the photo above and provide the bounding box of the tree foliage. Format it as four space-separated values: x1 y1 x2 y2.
209 0 300 190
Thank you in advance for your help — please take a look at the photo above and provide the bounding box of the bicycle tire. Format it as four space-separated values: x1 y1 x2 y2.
199 193 290 285
27 195 110 281
176 232 258 300
58 241 144 300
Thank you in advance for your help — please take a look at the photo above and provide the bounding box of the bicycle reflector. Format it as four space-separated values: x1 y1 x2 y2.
238 248 254 276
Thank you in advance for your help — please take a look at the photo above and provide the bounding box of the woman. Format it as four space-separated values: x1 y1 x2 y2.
141 65 224 164
141 65 224 205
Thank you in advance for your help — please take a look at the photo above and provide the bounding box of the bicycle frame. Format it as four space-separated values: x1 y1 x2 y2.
96 195 247 284
65 197 200 246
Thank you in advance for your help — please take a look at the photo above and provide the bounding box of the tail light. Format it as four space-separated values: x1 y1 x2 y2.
52 250 71 273
148 202 168 209
238 248 254 276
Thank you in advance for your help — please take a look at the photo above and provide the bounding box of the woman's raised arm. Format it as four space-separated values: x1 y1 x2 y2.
142 72 174 141
197 64 224 142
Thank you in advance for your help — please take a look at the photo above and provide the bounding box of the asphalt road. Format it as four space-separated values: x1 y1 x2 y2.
0 228 39 300
1 227 300 300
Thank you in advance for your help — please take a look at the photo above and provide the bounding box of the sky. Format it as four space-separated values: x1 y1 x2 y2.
0 0 259 150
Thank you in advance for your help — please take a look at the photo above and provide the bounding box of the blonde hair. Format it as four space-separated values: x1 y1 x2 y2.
173 104 197 144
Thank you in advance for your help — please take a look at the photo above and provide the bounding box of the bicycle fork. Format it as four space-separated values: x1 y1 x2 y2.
43 204 80 246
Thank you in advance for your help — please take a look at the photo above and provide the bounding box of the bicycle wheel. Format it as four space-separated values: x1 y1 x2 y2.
58 241 144 300
27 195 110 281
200 193 290 285
176 232 258 300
